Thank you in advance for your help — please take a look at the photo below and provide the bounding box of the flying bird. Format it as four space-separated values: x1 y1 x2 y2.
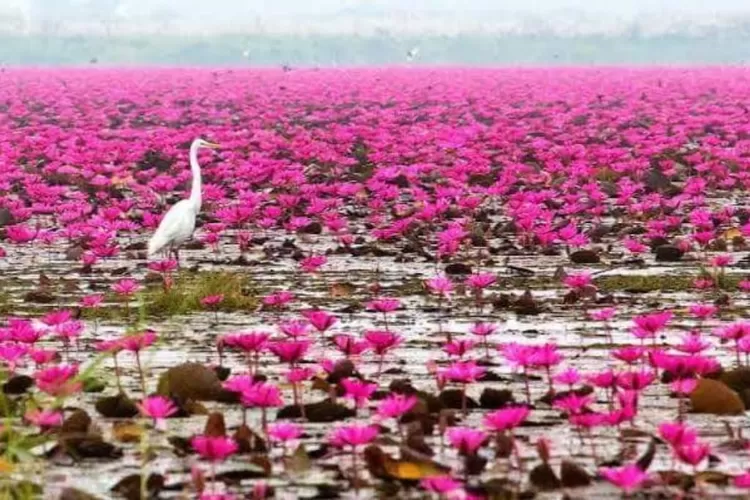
148 138 220 263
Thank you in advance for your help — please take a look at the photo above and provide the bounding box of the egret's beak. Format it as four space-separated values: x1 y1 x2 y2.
204 141 221 149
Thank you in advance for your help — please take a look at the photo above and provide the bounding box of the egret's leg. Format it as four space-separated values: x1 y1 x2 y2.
173 247 180 267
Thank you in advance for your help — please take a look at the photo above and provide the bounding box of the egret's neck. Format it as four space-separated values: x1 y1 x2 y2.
189 141 203 213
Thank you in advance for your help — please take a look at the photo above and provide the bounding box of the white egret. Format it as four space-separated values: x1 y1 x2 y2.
147 138 220 262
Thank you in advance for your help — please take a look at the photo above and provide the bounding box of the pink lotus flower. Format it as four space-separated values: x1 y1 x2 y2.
563 272 592 290
200 294 225 308
420 475 463 495
112 278 140 297
192 435 238 462
268 422 303 444
675 442 711 467
333 334 370 357
658 421 697 448
376 393 418 420
366 297 401 313
599 463 648 493
263 290 294 308
303 309 337 333
426 275 454 298
268 339 312 365
278 320 310 338
34 363 81 396
632 310 672 339
138 395 178 430
446 427 487 456
589 307 616 321
328 424 378 448
120 331 157 352
341 378 378 409
483 406 530 433
25 408 63 431
466 273 497 290
80 294 104 308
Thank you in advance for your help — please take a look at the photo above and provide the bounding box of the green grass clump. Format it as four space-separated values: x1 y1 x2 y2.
142 271 259 317
596 273 740 293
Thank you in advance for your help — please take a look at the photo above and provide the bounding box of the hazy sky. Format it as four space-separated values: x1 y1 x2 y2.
4 0 750 35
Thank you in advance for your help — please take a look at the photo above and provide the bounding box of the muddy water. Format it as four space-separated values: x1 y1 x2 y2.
3 237 750 498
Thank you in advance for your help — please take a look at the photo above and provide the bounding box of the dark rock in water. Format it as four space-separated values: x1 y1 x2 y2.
0 207 14 227
326 359 359 385
644 166 674 193
492 294 513 310
278 399 356 423
24 289 56 303
3 375 33 395
64 245 85 261
514 291 541 316
300 222 322 234
59 487 101 500
470 232 488 247
95 393 139 418
719 367 750 396
110 473 165 500
508 265 535 277
648 236 670 251
55 410 123 460
72 439 123 459
124 241 147 251
560 460 592 487
445 263 473 275
183 240 205 250
465 454 488 475
529 462 562 491
157 362 238 403
655 244 684 262
143 272 163 285
479 388 515 409
213 365 231 381
439 389 479 410
569 250 600 264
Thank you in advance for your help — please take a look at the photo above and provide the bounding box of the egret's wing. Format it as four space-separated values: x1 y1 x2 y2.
148 200 193 255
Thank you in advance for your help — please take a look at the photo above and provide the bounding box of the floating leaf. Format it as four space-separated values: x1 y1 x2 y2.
203 412 226 437
285 444 312 476
0 458 14 474
112 421 144 443
329 282 356 298
364 445 449 481
635 438 657 471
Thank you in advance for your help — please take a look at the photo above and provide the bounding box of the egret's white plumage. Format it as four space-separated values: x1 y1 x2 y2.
148 138 219 260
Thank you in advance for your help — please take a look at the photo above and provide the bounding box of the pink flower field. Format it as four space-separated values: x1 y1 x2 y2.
3 67 750 497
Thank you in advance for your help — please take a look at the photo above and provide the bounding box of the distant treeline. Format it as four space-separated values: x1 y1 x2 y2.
1 33 750 65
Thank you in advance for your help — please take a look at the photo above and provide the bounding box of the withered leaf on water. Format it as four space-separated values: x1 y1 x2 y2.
635 438 657 471
110 473 165 500
234 423 267 453
112 421 144 443
285 444 312 476
329 282 356 298
364 445 450 482
203 412 226 437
